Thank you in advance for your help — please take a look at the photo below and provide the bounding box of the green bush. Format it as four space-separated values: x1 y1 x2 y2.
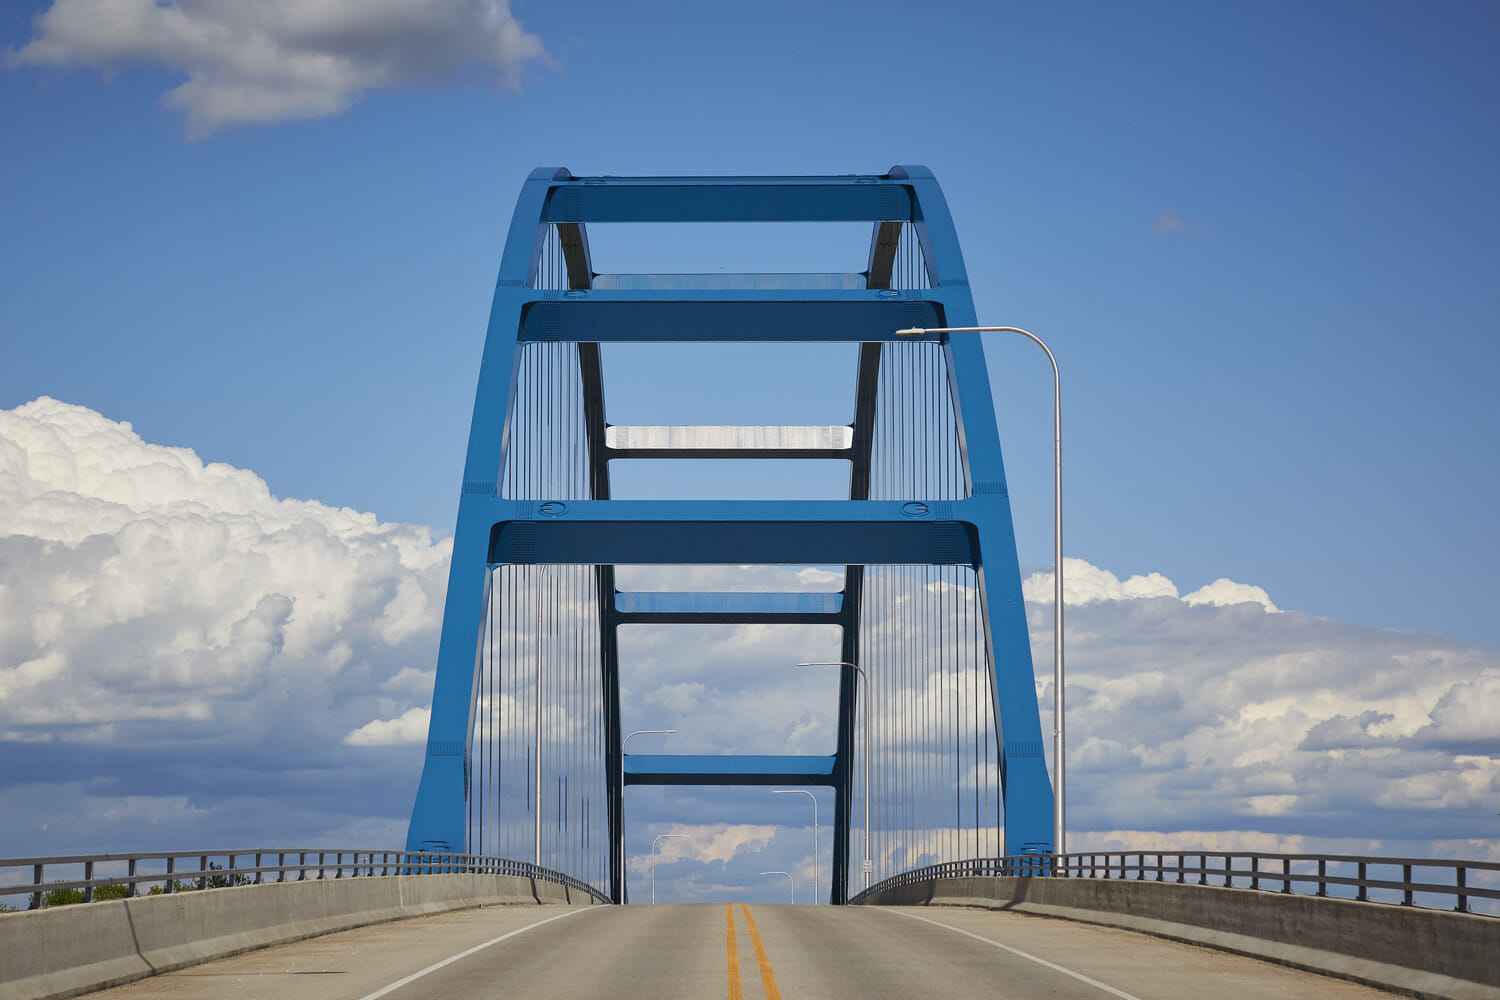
43 886 85 907
204 862 251 889
94 883 130 900
146 880 199 895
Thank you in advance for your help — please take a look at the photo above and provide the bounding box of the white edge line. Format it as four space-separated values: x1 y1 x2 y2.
356 905 595 1000
877 908 1145 1000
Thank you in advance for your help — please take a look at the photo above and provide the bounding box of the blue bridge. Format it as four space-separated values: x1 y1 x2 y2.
2 168 1496 1000
405 165 1055 906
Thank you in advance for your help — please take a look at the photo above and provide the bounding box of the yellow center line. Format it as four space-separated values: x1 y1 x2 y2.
725 902 743 1000
739 903 783 1000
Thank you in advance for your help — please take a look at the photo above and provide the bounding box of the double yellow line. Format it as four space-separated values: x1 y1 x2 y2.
725 902 781 1000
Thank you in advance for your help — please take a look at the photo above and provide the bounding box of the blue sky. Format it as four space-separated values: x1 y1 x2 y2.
2 1 1498 901
4 0 1497 646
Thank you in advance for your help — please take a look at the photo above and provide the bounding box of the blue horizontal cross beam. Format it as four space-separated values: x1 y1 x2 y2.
539 175 914 223
484 500 978 566
518 299 944 344
624 754 837 787
614 592 843 625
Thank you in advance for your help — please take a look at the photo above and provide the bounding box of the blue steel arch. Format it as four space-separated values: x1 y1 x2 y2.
406 166 1054 903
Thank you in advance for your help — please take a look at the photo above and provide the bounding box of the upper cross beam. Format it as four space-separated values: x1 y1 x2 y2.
541 177 914 223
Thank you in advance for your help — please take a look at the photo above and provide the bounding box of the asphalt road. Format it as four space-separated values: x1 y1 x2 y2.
88 903 1403 1000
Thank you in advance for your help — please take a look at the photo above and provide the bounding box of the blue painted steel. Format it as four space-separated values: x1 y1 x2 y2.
519 300 944 344
615 592 842 619
625 754 837 785
486 499 977 566
616 592 842 615
406 166 1056 902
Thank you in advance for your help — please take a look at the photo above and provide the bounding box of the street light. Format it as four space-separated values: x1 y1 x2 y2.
895 323 1066 858
760 871 794 904
650 834 687 905
621 729 675 902
772 790 818 905
799 661 869 888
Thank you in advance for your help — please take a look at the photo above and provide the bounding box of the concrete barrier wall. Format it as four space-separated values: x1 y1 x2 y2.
0 873 603 1000
860 875 1500 1000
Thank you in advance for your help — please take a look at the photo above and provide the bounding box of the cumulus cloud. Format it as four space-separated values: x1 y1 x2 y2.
345 705 430 746
1023 558 1179 605
627 822 777 874
1022 564 1499 850
0 397 449 851
5 0 547 135
5 395 1497 884
1183 577 1279 612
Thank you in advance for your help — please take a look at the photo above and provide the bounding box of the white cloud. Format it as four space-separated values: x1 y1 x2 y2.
628 822 776 873
1183 577 1279 612
0 397 449 852
6 0 547 136
345 705 430 746
1023 557 1182 606
4 394 1496 880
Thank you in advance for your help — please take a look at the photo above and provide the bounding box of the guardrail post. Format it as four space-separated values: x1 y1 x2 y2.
198 855 208 891
1250 855 1259 891
1176 855 1184 884
166 856 175 894
1223 855 1232 889
1356 861 1366 901
128 858 138 897
30 864 42 909
1281 857 1290 893
1455 866 1467 912
1403 864 1413 906
83 860 94 902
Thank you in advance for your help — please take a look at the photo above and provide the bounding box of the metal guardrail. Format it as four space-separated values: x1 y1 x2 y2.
848 851 1500 915
0 849 611 910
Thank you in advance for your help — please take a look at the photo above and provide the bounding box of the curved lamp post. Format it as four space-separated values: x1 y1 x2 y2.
650 833 687 905
772 789 818 904
798 661 869 888
895 324 1066 859
760 870 794 904
621 729 675 901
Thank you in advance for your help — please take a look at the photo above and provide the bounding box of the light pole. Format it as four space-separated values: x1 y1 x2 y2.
895 324 1066 858
650 834 687 905
534 566 547 867
772 790 818 905
799 661 869 889
760 871 794 904
621 729 675 902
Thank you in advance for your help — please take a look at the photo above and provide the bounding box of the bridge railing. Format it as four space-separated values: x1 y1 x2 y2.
848 851 1500 915
0 849 611 911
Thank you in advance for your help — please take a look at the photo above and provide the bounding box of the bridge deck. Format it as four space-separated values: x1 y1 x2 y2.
81 904 1403 1000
